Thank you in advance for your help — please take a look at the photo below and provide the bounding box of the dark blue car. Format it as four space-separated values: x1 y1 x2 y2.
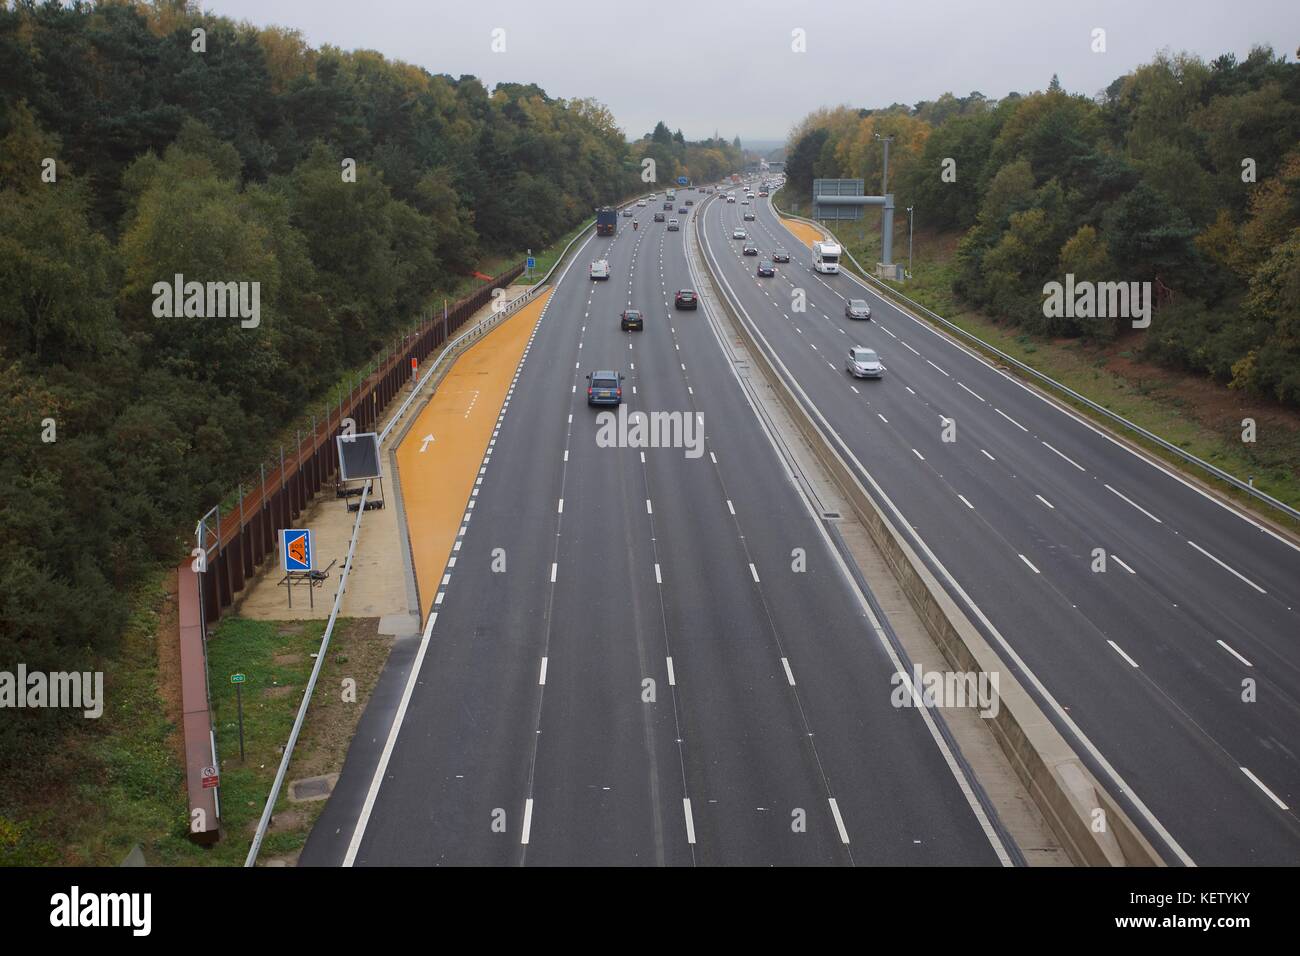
586 370 623 406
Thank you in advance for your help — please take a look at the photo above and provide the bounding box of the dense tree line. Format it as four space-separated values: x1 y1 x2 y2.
0 0 739 762
635 121 743 186
783 49 1300 405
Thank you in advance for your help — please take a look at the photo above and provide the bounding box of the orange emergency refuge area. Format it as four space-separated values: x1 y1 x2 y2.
779 216 826 250
395 289 552 613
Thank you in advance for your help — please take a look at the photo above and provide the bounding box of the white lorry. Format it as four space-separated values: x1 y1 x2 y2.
812 241 842 274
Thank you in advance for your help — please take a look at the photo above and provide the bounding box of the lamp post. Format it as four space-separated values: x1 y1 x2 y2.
873 132 895 194
906 205 915 279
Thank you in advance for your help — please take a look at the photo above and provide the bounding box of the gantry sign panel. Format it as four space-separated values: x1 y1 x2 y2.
812 178 865 220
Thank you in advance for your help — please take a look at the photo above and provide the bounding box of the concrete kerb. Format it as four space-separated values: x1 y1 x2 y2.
694 193 1163 867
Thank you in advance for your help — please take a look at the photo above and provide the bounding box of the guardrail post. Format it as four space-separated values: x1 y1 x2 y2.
256 462 268 560
238 484 252 582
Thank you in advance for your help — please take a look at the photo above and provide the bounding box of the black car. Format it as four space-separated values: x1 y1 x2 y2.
653 212 665 222
742 243 758 256
586 371 623 406
663 201 673 210
772 249 791 263
621 308 644 331
685 199 694 205
674 290 698 310
757 261 775 277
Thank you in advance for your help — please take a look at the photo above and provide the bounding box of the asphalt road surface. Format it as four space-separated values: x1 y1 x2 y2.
303 191 1014 866
698 186 1300 865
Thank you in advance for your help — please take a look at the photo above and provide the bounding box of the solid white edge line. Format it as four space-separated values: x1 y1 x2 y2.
342 609 439 866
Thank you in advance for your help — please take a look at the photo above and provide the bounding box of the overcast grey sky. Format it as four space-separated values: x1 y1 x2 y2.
204 0 1298 143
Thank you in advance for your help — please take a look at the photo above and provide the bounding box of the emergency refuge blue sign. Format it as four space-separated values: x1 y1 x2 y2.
281 529 313 573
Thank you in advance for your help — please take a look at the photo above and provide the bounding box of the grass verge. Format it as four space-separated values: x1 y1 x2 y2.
0 592 391 865
0 570 188 866
201 615 392 865
516 218 595 285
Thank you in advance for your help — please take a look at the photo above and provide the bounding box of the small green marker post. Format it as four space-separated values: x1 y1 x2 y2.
231 673 246 762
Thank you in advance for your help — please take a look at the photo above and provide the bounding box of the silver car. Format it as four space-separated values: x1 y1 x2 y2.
846 347 883 379
845 298 872 320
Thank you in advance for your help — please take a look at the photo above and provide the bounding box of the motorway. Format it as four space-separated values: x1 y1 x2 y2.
302 192 1015 866
701 186 1300 865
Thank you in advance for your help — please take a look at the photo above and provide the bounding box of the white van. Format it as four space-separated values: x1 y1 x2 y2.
812 241 842 274
589 259 610 280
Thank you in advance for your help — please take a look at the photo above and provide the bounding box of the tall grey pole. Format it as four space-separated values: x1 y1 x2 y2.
875 133 895 195
875 134 896 269
907 206 914 278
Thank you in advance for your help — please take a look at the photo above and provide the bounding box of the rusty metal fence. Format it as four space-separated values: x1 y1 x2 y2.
188 263 524 627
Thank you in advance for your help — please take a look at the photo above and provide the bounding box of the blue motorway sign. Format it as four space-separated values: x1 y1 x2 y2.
281 528 313 573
